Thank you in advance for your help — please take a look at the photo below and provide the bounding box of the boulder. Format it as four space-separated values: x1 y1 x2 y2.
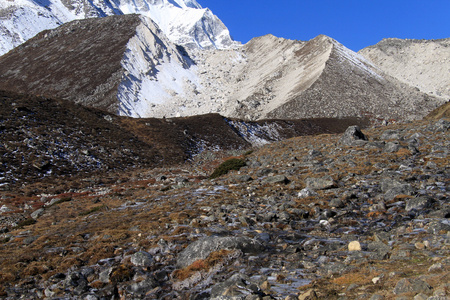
405 196 435 211
338 126 368 146
131 251 153 267
210 273 263 299
348 241 362 251
263 175 289 184
306 175 336 190
177 236 265 268
393 278 432 295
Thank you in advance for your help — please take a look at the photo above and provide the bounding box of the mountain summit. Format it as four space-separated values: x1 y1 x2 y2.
0 0 235 56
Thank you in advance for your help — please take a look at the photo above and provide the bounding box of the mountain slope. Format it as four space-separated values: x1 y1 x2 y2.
0 16 444 122
0 0 234 56
359 38 450 100
0 89 369 189
0 14 197 115
263 35 442 121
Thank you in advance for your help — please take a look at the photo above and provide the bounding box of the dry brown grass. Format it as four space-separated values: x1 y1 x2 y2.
172 249 233 280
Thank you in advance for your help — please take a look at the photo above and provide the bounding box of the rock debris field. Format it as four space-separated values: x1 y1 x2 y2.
0 119 449 299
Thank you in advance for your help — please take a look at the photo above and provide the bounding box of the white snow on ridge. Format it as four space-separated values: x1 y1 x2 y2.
118 16 202 118
332 39 384 81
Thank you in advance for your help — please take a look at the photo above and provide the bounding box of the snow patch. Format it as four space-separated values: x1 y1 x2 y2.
118 16 201 118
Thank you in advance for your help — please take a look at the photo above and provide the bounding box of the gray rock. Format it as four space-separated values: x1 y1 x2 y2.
381 178 414 200
128 276 158 295
393 278 432 295
31 208 44 220
380 130 402 140
338 126 368 146
306 175 336 190
177 236 265 268
405 196 435 211
210 273 261 299
262 175 289 184
383 141 401 153
298 187 318 198
433 119 449 132
131 251 153 267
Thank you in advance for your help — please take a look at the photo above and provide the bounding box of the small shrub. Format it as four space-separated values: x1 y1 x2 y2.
110 264 133 283
210 158 246 179
173 250 232 280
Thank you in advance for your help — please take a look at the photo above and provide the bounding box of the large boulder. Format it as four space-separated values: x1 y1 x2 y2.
338 126 368 146
177 236 265 268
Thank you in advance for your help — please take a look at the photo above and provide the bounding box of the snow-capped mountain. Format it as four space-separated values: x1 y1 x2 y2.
0 0 235 56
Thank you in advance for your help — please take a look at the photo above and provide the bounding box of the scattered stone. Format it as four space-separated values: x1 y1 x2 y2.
297 289 318 300
263 175 289 184
131 251 153 267
305 175 336 190
30 208 44 220
393 278 432 295
348 241 362 251
405 196 435 211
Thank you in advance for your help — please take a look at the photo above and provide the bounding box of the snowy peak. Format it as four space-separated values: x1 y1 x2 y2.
0 0 235 56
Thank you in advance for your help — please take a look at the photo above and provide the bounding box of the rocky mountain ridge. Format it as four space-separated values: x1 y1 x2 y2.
0 16 444 123
0 0 234 56
359 38 450 100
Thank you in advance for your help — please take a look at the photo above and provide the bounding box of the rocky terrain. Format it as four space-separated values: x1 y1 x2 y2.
0 89 369 193
0 16 444 122
359 38 450 100
0 114 448 299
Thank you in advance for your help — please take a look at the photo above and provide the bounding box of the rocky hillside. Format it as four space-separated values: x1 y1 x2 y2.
359 38 450 100
0 117 448 299
0 16 444 122
0 89 369 192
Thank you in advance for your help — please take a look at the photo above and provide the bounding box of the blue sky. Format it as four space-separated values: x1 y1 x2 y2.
201 0 450 51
